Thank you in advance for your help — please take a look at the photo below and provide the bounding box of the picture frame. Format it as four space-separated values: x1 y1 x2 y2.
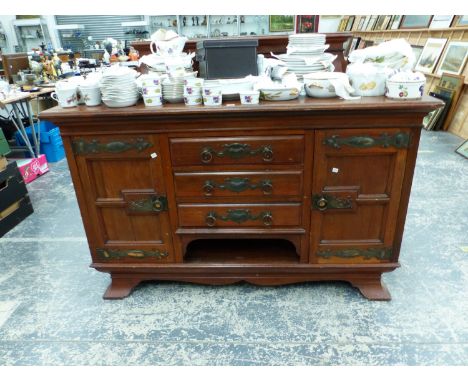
429 15 454 29
453 15 468 27
411 45 424 66
400 15 433 29
348 37 361 55
436 41 468 76
351 16 362 31
357 16 367 31
436 73 465 130
366 15 378 31
422 106 444 131
414 38 447 74
374 15 391 30
295 15 319 33
338 16 349 32
269 15 295 33
455 139 468 159
389 15 403 29
344 16 355 31
428 91 453 131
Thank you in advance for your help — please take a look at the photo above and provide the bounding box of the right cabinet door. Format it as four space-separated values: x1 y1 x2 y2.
310 128 411 264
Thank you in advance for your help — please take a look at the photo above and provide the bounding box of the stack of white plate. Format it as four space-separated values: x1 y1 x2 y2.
287 33 327 54
100 66 139 108
276 34 335 81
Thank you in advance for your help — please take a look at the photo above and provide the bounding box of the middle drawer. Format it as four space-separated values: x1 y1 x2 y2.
173 170 303 199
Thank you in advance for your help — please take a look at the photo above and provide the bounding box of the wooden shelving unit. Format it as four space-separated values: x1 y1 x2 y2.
351 25 468 138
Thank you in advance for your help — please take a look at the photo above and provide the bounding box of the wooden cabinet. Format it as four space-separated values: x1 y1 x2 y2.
41 96 440 300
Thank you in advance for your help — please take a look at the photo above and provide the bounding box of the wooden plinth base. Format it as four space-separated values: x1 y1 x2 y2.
100 267 395 301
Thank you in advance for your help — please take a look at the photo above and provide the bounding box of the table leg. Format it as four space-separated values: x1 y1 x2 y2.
11 102 36 157
26 100 40 157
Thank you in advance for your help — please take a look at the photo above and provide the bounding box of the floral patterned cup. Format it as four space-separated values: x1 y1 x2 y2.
240 90 260 105
203 85 222 96
203 94 222 106
184 85 202 96
143 95 163 106
184 77 204 87
142 86 162 96
184 95 203 106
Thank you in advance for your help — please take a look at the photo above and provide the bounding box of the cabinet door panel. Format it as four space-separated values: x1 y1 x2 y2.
74 135 174 263
311 129 409 264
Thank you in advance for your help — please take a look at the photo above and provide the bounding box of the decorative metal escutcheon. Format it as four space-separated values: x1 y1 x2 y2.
206 209 273 226
323 132 411 149
200 143 274 163
312 194 353 211
72 137 152 155
128 195 168 213
96 248 169 260
203 178 273 195
317 247 392 260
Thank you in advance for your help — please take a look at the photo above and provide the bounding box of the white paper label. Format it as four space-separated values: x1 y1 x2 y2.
332 167 339 173
150 152 158 159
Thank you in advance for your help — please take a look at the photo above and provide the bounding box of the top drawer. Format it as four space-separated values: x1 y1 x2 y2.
170 135 304 166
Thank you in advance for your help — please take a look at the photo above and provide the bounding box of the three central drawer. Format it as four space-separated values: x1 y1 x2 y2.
170 134 306 229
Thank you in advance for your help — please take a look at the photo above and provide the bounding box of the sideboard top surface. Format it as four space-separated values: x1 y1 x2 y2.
41 96 442 124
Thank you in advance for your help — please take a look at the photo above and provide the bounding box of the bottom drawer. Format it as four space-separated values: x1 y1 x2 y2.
178 203 302 228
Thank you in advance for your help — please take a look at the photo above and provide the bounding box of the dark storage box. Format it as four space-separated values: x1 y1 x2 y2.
196 39 258 79
0 160 34 237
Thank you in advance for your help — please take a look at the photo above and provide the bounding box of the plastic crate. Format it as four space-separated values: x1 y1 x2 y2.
14 120 65 162
0 129 10 156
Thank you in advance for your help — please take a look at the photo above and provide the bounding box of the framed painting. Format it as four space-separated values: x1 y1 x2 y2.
400 15 433 29
338 16 349 31
269 15 295 33
436 73 465 130
415 38 447 74
436 41 468 75
455 140 468 159
411 45 424 65
357 16 367 31
453 15 468 27
374 15 389 30
389 15 403 29
429 15 454 29
295 15 319 33
366 15 378 31
345 16 355 31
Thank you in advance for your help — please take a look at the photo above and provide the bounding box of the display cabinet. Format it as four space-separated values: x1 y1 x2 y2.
13 17 51 52
178 15 208 39
209 15 239 38
239 15 270 36
149 16 178 34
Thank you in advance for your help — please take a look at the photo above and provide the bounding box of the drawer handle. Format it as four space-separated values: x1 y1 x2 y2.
200 148 214 163
200 143 274 163
128 196 168 212
322 133 411 149
312 194 353 211
205 209 273 226
203 178 273 196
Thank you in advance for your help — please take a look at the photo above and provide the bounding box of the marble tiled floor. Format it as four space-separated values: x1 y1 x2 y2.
0 130 467 365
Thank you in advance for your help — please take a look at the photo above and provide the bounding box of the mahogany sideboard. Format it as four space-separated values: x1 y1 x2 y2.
41 96 441 300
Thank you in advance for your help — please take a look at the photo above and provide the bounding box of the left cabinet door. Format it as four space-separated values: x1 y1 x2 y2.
72 134 174 264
